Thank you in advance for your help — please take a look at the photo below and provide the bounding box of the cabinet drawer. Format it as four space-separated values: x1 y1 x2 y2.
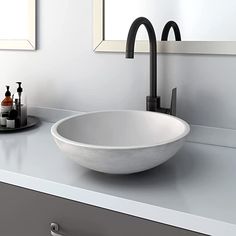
0 182 204 236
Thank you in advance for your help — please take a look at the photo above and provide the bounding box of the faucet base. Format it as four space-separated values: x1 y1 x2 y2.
146 96 161 112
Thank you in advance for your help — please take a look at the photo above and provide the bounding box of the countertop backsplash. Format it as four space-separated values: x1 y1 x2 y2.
0 0 236 130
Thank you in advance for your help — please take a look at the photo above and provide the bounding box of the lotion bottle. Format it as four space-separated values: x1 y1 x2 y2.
14 82 27 126
1 86 13 114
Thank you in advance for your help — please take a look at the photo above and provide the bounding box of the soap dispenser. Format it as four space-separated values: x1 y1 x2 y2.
1 86 13 114
14 82 27 126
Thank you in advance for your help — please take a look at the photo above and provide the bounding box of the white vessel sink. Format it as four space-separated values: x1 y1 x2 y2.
51 110 190 174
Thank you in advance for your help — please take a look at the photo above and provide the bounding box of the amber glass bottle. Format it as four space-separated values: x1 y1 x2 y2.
1 86 13 113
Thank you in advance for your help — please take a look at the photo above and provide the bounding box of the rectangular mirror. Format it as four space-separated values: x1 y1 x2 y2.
94 0 236 55
0 0 36 50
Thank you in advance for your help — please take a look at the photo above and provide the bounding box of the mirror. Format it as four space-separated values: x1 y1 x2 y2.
0 0 36 50
94 0 236 54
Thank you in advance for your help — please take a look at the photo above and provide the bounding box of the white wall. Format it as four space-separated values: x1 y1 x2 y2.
0 0 235 129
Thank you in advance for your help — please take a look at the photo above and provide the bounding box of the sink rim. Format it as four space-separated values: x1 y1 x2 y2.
51 110 190 150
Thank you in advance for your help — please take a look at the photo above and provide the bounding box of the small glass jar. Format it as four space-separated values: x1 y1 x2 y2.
0 113 8 127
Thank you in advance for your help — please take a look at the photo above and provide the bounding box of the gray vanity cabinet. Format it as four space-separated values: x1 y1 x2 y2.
0 182 204 236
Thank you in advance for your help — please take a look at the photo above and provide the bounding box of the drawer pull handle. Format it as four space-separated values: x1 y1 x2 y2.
50 223 65 236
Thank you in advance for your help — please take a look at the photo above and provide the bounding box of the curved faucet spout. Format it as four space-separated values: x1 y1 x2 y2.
161 21 181 41
126 17 157 99
125 17 177 115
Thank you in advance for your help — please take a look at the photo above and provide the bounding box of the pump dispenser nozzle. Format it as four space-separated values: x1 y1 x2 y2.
5 86 11 97
16 82 23 93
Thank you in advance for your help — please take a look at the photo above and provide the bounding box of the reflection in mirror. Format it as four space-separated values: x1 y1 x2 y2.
105 0 236 41
0 0 35 50
94 0 236 55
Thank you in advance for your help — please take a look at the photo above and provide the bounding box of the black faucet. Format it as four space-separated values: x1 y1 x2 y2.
161 21 181 41
126 17 176 116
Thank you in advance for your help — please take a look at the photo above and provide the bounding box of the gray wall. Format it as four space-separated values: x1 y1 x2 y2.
0 0 235 129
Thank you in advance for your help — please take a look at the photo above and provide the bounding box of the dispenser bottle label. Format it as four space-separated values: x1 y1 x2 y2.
1 105 11 113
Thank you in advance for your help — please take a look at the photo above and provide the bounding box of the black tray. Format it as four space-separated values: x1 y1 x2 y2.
0 116 40 133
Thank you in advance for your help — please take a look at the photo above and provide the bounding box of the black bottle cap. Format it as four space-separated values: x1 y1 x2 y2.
5 86 11 97
1 113 8 118
16 82 23 93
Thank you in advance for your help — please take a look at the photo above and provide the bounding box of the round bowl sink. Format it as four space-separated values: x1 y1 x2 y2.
51 110 190 174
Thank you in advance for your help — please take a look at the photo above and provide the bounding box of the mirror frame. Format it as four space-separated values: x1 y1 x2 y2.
93 0 236 55
0 0 36 50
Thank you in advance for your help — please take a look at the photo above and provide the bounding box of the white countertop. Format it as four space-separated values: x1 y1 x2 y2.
0 107 236 236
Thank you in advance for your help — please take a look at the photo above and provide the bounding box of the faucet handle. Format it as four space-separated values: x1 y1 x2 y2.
170 88 177 116
147 88 177 116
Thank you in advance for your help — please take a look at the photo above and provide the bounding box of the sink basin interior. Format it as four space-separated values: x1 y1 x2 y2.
56 111 189 148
